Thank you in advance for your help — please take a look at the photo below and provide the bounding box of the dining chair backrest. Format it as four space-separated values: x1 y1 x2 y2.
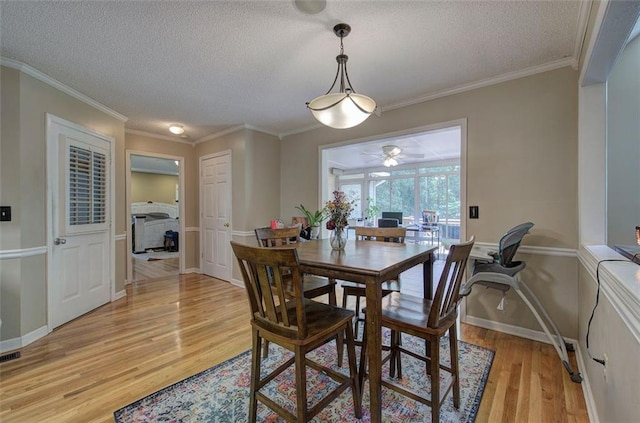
428 236 475 329
355 226 406 243
230 241 308 340
255 226 300 247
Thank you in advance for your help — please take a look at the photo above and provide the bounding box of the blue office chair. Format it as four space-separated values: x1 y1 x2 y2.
460 222 582 383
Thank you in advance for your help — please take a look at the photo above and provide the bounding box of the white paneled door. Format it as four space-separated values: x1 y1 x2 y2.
200 152 232 281
47 115 113 330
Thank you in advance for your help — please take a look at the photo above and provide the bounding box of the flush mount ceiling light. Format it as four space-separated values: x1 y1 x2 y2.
169 124 184 135
306 23 376 129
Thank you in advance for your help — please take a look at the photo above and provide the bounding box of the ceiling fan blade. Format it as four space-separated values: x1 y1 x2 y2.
398 153 425 158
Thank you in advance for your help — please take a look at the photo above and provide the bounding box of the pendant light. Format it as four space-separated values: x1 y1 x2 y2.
306 23 376 129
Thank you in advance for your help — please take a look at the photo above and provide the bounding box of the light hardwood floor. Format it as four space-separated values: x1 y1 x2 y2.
132 256 179 282
0 272 589 423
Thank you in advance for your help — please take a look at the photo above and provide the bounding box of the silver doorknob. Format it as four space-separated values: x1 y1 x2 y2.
54 238 67 245
224 222 230 228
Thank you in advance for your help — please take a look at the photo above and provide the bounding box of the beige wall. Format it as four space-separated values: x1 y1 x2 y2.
281 66 579 336
0 65 126 342
131 172 179 205
194 128 280 231
195 128 281 281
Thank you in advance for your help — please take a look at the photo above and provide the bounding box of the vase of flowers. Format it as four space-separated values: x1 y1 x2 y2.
324 190 354 250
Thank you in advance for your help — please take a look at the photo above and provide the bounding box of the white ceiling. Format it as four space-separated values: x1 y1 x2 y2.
0 1 588 141
326 126 461 169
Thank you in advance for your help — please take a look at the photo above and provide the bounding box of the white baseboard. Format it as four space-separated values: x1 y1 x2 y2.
184 267 200 274
113 289 127 301
464 315 580 347
464 315 595 422
574 344 599 423
0 336 22 353
0 325 48 353
230 278 244 289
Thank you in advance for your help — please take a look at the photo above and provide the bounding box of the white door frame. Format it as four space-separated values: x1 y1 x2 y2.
199 150 232 280
125 150 186 284
46 113 116 331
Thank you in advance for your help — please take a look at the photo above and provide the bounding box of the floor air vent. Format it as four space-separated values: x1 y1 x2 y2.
0 351 21 362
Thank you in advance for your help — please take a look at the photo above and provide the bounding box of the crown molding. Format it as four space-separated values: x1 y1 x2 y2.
125 129 194 145
194 125 246 144
280 58 576 138
279 121 325 138
383 58 576 114
572 0 593 70
0 57 128 123
194 124 279 144
244 124 279 138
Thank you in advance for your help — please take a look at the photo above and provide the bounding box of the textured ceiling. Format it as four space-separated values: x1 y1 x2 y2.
0 1 587 141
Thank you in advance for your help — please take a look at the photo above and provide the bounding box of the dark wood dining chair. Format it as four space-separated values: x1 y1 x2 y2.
254 226 343 362
358 236 475 423
230 241 362 423
341 226 406 341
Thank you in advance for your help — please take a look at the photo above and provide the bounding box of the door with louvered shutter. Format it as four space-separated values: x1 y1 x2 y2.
48 116 111 329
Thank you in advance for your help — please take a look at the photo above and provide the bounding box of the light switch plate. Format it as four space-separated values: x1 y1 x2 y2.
0 206 11 222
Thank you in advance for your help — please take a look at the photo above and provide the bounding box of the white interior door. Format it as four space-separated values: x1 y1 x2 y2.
47 115 112 330
201 152 232 280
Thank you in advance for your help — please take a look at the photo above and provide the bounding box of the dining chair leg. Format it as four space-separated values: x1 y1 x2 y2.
262 340 269 358
395 330 403 379
425 339 432 375
329 289 345 367
357 326 368 392
353 295 362 340
389 329 399 378
295 345 308 422
249 329 262 423
449 324 460 408
345 323 363 418
430 336 441 423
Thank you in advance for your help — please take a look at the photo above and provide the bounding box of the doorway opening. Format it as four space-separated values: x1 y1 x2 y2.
126 152 185 283
320 119 467 256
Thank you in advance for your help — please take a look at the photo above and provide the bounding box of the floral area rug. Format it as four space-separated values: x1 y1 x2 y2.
114 332 493 422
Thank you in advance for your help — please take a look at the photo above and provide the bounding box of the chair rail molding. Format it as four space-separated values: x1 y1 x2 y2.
0 246 47 260
474 242 577 258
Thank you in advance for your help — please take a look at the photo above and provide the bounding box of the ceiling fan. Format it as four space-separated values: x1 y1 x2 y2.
363 145 425 167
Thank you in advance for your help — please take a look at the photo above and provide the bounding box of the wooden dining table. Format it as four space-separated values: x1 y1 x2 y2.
296 238 437 423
